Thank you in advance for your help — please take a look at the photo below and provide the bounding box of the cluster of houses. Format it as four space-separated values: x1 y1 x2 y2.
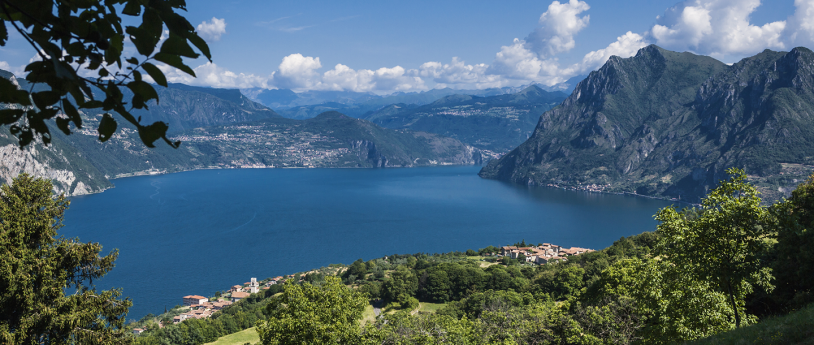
169 295 234 324
169 277 289 325
498 243 594 264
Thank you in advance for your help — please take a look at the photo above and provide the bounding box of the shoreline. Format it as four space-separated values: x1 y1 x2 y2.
73 164 696 208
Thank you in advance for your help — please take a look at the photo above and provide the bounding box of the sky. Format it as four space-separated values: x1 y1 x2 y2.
0 0 810 94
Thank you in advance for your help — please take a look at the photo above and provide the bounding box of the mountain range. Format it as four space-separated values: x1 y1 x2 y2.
479 45 814 202
241 79 580 120
361 85 568 152
0 72 485 196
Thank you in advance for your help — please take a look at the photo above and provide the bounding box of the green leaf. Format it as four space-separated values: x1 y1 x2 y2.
137 121 170 148
80 100 104 109
126 80 158 105
97 113 117 142
142 8 163 39
153 53 195 77
159 33 199 58
0 78 32 106
62 99 82 129
122 1 142 16
187 33 212 61
141 62 167 87
55 117 72 135
0 19 7 45
32 91 62 109
0 109 24 125
126 26 156 56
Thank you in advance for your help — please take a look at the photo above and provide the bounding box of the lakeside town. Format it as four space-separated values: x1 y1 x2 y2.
132 242 595 335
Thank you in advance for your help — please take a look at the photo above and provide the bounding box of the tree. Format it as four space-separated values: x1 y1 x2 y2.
654 168 774 328
0 174 132 344
256 276 368 345
772 172 814 309
343 258 367 282
381 266 418 303
592 258 734 343
0 0 211 148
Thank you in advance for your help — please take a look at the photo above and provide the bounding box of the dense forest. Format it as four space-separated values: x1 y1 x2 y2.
129 168 814 345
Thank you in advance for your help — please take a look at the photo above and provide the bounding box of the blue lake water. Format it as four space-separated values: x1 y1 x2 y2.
62 166 674 320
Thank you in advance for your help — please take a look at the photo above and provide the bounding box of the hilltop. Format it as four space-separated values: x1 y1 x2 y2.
480 45 814 202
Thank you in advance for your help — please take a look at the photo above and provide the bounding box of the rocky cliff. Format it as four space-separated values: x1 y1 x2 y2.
479 45 814 202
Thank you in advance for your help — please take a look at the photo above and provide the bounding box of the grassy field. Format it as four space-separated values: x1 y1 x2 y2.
361 304 378 325
463 255 498 268
416 302 447 314
203 327 260 345
687 304 814 345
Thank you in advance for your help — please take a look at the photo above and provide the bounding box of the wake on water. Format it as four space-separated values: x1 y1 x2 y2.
226 212 257 233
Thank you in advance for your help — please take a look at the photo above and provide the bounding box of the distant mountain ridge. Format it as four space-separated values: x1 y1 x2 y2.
0 72 484 196
241 83 570 120
480 45 814 202
362 85 568 152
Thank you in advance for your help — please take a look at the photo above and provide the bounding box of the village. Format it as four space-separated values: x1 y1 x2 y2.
496 242 594 264
131 276 288 334
131 242 594 334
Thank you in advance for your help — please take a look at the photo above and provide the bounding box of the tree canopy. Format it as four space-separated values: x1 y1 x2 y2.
654 168 774 328
256 276 368 345
0 0 210 148
0 174 132 344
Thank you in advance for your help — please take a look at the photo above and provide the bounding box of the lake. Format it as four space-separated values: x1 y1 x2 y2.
62 166 674 320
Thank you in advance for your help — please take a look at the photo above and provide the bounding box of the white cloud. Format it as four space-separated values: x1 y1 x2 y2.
144 0 814 94
158 62 270 89
197 17 227 41
572 31 648 74
0 61 26 77
648 0 786 57
526 0 591 57
784 0 814 47
272 53 323 90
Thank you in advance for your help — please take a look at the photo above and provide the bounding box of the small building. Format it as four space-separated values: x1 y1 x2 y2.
500 246 518 256
231 285 243 293
248 277 259 294
182 295 208 306
132 328 144 335
231 291 250 302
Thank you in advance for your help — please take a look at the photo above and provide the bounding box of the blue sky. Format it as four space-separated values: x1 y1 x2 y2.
0 0 808 93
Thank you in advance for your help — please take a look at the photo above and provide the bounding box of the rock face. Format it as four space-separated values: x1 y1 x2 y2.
480 45 814 202
0 134 111 196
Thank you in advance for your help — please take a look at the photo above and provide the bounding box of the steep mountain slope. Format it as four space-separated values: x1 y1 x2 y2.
131 84 280 133
0 70 484 195
479 45 814 202
362 85 568 152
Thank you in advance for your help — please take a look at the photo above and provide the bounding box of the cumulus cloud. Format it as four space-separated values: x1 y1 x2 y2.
526 0 591 57
0 61 26 77
296 60 426 93
648 0 785 57
197 17 227 41
157 62 270 89
150 0 814 94
572 31 647 74
271 53 323 90
783 0 814 47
